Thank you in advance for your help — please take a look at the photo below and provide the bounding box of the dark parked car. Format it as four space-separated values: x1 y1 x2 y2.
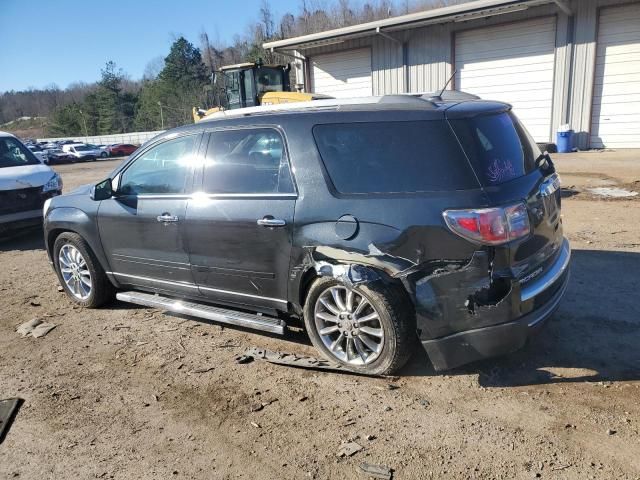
107 143 138 157
47 149 75 164
43 95 570 375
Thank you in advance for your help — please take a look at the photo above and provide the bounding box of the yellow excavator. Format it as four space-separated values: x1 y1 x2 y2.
193 61 329 122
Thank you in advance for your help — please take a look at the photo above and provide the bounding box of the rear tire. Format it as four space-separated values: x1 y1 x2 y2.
53 232 114 308
303 277 415 376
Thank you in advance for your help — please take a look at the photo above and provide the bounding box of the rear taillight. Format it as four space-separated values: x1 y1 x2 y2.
443 203 531 245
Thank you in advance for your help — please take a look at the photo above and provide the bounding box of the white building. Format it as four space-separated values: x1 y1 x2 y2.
264 0 640 149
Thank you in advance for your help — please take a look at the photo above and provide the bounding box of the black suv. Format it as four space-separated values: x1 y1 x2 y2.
44 96 570 375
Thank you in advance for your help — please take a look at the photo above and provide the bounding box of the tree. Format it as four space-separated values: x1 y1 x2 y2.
135 37 209 129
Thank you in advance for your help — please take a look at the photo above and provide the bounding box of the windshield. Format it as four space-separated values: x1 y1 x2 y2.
449 112 541 186
74 145 91 151
0 137 41 168
256 67 284 94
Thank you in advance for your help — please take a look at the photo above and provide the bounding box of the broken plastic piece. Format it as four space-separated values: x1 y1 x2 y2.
337 441 363 457
358 462 393 479
242 347 345 372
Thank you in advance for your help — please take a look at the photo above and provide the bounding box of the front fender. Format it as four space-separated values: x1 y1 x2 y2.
44 207 111 274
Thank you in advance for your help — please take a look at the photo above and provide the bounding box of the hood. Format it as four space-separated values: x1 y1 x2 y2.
68 183 92 195
0 163 56 191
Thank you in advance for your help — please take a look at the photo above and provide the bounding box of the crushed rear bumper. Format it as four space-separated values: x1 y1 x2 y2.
421 239 570 371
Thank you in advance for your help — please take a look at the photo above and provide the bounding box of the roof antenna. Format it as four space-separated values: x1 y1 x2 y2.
428 69 457 102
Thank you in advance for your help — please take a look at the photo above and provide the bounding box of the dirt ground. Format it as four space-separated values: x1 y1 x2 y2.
1 152 639 479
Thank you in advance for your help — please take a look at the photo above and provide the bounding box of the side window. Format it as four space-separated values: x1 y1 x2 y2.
203 128 295 194
119 135 197 195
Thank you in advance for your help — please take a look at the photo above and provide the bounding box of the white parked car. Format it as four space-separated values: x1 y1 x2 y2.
86 143 110 158
62 143 101 162
0 131 62 234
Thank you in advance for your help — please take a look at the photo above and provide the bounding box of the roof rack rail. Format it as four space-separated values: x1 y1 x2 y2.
199 91 480 121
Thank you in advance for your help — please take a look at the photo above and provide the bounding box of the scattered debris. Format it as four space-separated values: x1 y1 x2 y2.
383 406 392 412
418 399 430 408
57 286 64 292
16 318 56 338
0 398 23 444
375 383 400 391
607 429 617 436
241 347 345 372
551 464 572 471
337 441 363 457
16 318 42 336
298 396 308 402
358 462 393 479
29 299 41 306
250 403 264 412
32 322 57 338
366 434 377 441
588 187 638 198
342 419 357 427
234 354 254 365
250 422 261 429
189 366 215 374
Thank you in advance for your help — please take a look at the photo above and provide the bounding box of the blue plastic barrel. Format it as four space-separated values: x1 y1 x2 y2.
556 130 574 153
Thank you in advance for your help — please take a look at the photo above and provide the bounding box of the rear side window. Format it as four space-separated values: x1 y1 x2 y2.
203 128 295 194
312 121 478 194
449 112 540 186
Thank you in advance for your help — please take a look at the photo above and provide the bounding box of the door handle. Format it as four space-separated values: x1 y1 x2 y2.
157 213 179 223
257 217 286 227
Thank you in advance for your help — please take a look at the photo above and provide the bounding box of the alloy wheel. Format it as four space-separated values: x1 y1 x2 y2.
314 286 384 366
58 244 92 300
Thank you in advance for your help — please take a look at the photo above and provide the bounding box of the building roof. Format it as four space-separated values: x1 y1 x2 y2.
263 0 563 51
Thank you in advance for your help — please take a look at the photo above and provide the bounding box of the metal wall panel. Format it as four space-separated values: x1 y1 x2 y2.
298 0 638 149
454 16 558 141
311 48 373 97
590 2 640 148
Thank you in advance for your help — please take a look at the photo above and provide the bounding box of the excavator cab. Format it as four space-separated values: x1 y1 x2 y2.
221 62 291 109
193 60 331 122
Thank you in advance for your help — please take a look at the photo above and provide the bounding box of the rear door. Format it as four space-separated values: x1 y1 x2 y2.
448 110 563 279
185 127 296 310
98 133 200 295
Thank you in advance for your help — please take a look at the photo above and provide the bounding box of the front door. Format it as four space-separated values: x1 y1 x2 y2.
98 133 201 295
185 127 296 310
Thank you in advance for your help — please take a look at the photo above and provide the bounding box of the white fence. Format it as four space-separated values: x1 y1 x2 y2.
37 130 165 145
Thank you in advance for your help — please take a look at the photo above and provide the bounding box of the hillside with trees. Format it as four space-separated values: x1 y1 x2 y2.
0 0 468 137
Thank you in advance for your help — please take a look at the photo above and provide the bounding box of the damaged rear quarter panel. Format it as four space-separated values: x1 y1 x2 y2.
282 112 519 339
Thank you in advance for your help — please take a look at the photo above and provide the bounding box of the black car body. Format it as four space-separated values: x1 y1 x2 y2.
43 95 570 374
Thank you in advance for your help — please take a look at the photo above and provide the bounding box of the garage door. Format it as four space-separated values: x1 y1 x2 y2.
591 4 640 149
311 49 372 98
455 17 557 142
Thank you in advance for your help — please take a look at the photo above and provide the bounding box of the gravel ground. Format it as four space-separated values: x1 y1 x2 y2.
1 152 639 479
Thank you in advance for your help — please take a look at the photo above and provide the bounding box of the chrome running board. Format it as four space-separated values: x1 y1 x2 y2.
116 291 285 335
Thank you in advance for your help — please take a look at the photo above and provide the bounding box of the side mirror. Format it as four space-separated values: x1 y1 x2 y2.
90 178 113 201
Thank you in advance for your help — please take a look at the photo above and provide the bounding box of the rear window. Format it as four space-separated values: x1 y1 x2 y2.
449 112 540 186
312 121 479 194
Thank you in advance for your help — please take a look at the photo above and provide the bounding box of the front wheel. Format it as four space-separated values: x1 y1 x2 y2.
53 232 114 308
304 277 415 376
100 152 108 158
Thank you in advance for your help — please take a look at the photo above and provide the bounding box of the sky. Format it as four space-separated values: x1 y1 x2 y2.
0 0 300 93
